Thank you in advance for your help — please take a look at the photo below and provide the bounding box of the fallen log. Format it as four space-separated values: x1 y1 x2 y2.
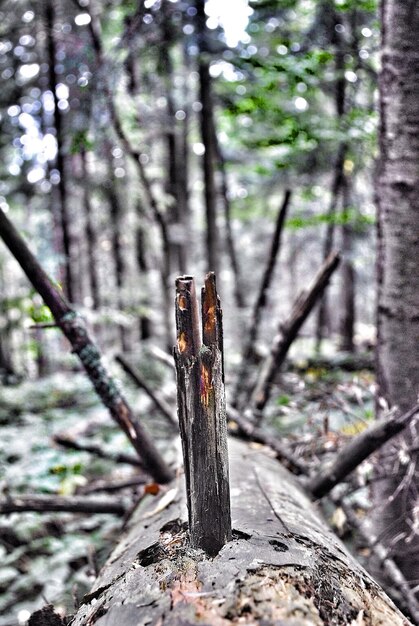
70 439 411 626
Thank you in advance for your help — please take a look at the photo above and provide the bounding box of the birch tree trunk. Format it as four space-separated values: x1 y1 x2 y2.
374 0 419 589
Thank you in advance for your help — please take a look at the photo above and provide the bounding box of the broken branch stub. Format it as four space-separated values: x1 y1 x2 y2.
174 273 231 556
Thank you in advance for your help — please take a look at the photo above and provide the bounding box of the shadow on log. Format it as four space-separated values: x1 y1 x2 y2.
70 440 411 626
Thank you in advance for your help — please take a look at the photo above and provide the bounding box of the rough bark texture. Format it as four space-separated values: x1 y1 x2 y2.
174 275 231 556
70 440 411 626
374 0 419 588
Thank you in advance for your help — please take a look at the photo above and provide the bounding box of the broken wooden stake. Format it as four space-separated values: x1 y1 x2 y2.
174 273 231 556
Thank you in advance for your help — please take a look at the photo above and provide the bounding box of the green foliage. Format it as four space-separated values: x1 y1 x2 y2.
286 208 375 231
27 302 53 324
70 130 94 155
276 394 291 406
334 0 376 11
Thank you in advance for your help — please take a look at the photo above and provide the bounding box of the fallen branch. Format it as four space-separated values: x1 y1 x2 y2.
80 476 147 495
249 251 340 413
148 345 175 370
53 435 143 467
0 208 173 484
234 190 292 407
308 402 419 498
116 354 177 428
227 406 308 476
0 494 127 516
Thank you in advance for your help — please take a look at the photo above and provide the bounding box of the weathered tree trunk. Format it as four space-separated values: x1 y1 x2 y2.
174 274 231 556
70 439 411 626
374 0 419 592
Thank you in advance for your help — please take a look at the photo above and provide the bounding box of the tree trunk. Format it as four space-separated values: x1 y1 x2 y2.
80 149 101 310
374 0 419 592
315 15 347 350
161 15 188 274
104 142 128 351
70 439 411 626
339 175 356 352
196 2 220 276
0 207 173 484
135 218 152 340
45 0 75 303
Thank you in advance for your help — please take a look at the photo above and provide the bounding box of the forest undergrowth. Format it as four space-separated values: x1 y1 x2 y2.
0 349 375 626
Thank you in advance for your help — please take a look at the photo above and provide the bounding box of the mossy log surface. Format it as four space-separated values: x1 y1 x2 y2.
71 440 411 626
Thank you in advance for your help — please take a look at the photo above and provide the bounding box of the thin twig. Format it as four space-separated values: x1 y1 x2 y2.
53 435 143 467
116 354 177 428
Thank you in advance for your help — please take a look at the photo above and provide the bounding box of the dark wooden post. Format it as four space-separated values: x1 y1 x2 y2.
174 273 231 556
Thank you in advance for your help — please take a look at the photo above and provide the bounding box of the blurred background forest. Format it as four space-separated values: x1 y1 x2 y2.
0 0 378 372
1 0 412 623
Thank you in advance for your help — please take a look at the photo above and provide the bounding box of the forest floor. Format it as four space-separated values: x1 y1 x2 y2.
0 350 375 626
